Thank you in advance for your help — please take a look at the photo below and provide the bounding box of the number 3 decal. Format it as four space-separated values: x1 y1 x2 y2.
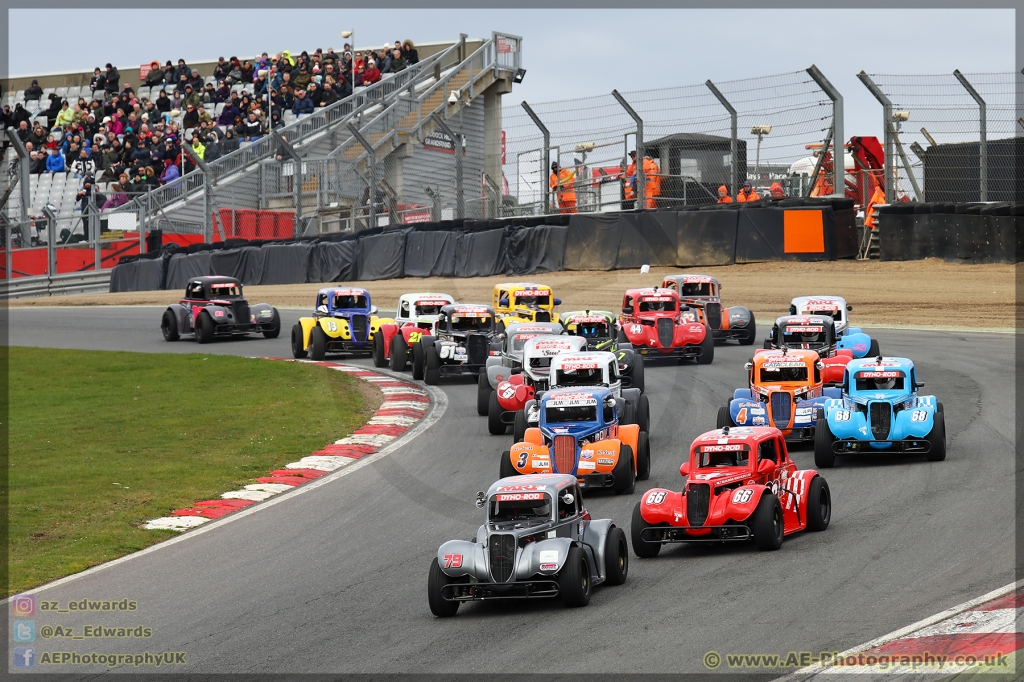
516 452 528 468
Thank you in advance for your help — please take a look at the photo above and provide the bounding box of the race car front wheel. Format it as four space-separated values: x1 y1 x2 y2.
752 493 783 551
390 334 409 372
477 372 491 416
196 312 215 344
806 476 831 532
627 355 645 394
371 331 387 368
427 558 460 618
813 409 836 469
412 339 427 380
513 410 528 443
868 339 880 357
291 323 307 359
262 309 281 339
613 444 635 495
310 326 328 361
161 310 179 341
926 411 946 462
630 501 661 558
559 546 591 608
717 406 733 429
487 391 508 435
739 313 757 346
499 450 518 479
696 328 715 365
636 430 651 481
604 526 629 586
424 344 441 385
637 394 651 435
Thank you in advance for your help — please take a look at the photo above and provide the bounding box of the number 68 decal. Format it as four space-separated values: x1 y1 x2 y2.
645 491 666 505
911 410 929 422
834 409 852 422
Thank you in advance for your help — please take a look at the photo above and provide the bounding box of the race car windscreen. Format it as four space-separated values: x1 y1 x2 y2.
575 322 610 338
515 294 550 307
854 371 905 391
450 314 492 332
696 444 750 468
804 306 842 322
489 492 552 525
638 298 676 312
759 366 809 382
555 367 604 386
545 405 596 423
783 326 827 345
528 356 553 369
680 283 713 297
415 304 442 316
333 295 367 310
208 283 241 298
511 334 538 351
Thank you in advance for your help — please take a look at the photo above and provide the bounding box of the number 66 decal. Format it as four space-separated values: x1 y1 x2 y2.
732 489 753 504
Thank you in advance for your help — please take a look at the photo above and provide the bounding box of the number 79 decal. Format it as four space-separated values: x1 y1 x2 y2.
443 553 462 568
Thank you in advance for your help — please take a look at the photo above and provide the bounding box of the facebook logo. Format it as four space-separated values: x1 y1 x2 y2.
13 620 35 642
13 646 36 668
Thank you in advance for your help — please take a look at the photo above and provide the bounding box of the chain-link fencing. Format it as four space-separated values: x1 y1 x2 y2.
860 70 1021 202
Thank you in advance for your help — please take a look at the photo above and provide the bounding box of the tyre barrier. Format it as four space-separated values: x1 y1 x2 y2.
876 202 1024 263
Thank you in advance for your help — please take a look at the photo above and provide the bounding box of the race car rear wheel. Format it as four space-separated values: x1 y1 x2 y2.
621 401 637 427
617 327 629 343
752 493 784 551
739 313 757 346
612 444 635 495
696 327 715 365
310 326 328 361
926 411 946 462
604 526 629 586
161 310 179 341
627 355 645 394
427 557 461 618
262 309 281 339
513 409 528 443
499 450 518 479
390 334 409 372
559 546 591 608
937 401 944 414
637 393 651 434
424 343 441 385
412 340 426 380
813 409 836 469
290 323 307 359
636 430 651 481
495 319 506 335
630 501 661 558
371 331 387 367
717 406 734 429
868 339 880 357
487 391 508 435
477 372 491 416
806 476 831 532
196 312 215 344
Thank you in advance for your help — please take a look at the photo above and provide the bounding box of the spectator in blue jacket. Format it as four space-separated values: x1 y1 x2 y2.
292 90 314 117
46 148 66 173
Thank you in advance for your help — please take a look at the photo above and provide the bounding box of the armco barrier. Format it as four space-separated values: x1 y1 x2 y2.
877 202 1024 263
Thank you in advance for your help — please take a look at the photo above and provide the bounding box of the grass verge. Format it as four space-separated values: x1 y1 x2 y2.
8 348 379 597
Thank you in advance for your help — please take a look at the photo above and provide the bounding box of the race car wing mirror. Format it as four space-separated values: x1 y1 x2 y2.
370 305 378 315
554 297 562 306
499 296 509 307
847 305 853 311
561 492 574 505
757 459 777 475
511 367 523 375
914 381 925 389
475 491 486 508
317 304 328 314
679 461 692 476
744 361 753 371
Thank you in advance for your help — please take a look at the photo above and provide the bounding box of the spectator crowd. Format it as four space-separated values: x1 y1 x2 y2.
1 40 421 213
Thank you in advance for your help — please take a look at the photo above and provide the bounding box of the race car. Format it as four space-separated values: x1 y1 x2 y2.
619 288 714 364
427 474 628 616
161 276 280 344
561 309 645 393
291 287 388 360
764 315 853 385
420 304 499 384
814 356 946 468
487 335 588 436
492 282 562 330
789 296 879 358
630 426 831 558
661 274 756 345
720 348 841 442
372 293 455 376
478 321 565 417
501 386 650 493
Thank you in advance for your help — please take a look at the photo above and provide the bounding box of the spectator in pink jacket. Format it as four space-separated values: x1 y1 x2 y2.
101 184 129 210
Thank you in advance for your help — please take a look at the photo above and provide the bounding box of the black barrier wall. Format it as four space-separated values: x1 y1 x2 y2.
877 202 1024 263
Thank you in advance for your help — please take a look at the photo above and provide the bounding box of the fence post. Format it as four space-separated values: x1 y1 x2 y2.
705 80 738 199
6 129 31 222
520 101 550 214
611 90 644 206
857 71 894 200
429 114 465 219
347 124 378 228
953 70 987 201
91 193 101 271
272 131 306 234
806 64 844 197
182 143 216 242
43 205 57 276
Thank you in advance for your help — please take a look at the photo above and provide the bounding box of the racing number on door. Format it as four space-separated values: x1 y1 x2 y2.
439 344 454 359
516 452 528 469
911 410 928 422
834 410 852 422
732 489 753 504
736 408 748 423
630 324 643 335
645 491 666 505
408 331 422 344
443 553 462 568
325 320 338 332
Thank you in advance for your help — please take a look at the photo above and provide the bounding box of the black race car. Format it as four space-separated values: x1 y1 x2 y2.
161 276 280 344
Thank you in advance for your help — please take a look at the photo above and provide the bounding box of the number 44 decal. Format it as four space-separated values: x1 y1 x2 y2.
443 553 462 568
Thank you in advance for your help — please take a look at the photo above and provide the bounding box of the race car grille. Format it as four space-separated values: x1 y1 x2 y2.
553 435 576 475
705 302 722 330
467 334 488 365
870 401 892 440
232 301 250 323
488 533 516 583
535 310 551 322
350 314 368 343
687 483 711 526
657 318 674 348
770 392 792 429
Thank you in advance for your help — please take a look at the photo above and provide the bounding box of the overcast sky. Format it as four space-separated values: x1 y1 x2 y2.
8 8 1015 139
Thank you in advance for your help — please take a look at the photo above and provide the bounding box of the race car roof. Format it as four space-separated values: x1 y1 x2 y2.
400 293 455 305
542 385 612 401
624 287 679 298
523 336 587 356
551 351 616 369
191 276 241 286
775 314 835 327
505 321 563 334
496 282 551 291
847 356 914 372
753 348 820 365
791 295 847 311
320 287 370 297
487 473 577 496
692 426 780 447
663 274 718 285
442 303 494 314
562 310 616 324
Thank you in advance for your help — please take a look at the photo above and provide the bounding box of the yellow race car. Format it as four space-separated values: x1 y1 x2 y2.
291 287 392 360
491 282 562 331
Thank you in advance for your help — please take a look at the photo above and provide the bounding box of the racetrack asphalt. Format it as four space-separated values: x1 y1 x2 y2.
6 306 1016 674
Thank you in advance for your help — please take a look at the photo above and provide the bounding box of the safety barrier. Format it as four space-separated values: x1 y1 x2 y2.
1 269 111 299
876 202 1024 263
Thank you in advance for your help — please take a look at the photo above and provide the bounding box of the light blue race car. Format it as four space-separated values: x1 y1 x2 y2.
814 356 946 468
789 296 879 359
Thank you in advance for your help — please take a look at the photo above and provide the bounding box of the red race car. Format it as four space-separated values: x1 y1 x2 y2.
631 426 830 557
372 293 455 377
618 288 714 364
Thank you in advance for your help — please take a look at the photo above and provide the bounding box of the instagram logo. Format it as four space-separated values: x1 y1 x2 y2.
12 594 35 617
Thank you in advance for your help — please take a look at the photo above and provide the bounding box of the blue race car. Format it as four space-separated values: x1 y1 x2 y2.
814 356 946 468
789 296 879 359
